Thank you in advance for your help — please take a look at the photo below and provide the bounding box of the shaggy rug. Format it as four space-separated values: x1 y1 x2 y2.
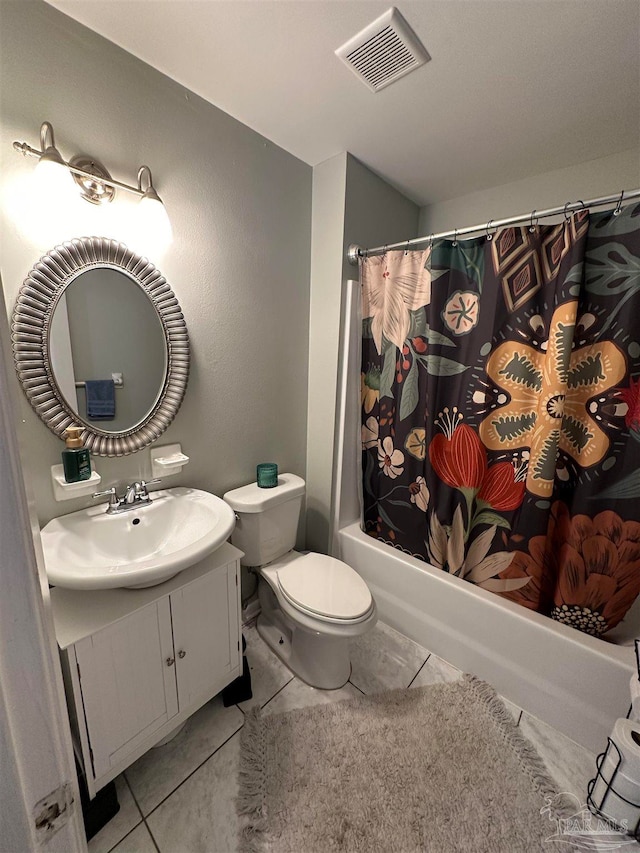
237 675 577 853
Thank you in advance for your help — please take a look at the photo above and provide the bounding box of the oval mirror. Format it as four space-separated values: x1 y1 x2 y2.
12 237 189 456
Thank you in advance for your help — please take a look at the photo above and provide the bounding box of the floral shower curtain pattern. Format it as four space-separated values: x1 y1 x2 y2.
361 203 640 637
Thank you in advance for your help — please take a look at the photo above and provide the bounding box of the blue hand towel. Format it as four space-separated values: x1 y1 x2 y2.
85 379 116 420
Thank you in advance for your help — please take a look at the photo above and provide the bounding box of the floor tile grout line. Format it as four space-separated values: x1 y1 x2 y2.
103 817 145 853
143 817 162 853
406 654 432 688
123 772 144 820
348 678 366 695
141 723 244 820
259 675 295 710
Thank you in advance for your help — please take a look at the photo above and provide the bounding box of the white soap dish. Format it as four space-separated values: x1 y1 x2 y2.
150 443 189 478
51 465 101 502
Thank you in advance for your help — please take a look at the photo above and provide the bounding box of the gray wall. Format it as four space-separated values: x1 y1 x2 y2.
0 0 312 526
306 152 419 552
419 148 640 234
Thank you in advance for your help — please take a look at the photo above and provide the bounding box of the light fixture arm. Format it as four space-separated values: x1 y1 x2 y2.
137 165 162 203
13 122 147 199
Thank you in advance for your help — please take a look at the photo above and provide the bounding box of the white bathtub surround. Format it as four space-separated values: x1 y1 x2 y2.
88 619 640 853
338 523 634 754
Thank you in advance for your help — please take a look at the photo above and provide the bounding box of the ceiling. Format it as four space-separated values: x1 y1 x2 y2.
45 0 640 206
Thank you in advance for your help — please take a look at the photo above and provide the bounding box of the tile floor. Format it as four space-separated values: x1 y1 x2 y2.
87 620 635 853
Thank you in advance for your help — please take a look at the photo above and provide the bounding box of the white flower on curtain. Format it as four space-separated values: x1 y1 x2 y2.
377 436 404 478
361 250 431 354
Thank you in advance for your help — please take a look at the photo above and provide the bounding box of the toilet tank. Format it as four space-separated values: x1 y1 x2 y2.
223 473 305 567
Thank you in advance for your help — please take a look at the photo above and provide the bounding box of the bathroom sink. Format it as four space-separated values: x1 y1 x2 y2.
40 487 236 590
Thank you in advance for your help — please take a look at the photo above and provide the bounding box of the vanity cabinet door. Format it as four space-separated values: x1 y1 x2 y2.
74 597 178 780
170 562 240 709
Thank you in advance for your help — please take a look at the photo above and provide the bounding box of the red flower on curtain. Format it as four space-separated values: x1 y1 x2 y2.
429 420 486 490
498 501 640 636
429 413 525 513
619 377 640 432
478 462 525 511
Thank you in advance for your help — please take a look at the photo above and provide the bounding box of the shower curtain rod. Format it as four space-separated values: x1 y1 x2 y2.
347 187 640 265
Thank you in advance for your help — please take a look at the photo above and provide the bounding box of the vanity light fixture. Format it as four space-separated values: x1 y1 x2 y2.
13 121 172 243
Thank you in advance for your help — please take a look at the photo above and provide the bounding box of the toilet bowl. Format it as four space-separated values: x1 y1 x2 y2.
223 474 377 689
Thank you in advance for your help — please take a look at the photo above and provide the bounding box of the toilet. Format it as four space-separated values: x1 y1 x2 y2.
223 473 377 689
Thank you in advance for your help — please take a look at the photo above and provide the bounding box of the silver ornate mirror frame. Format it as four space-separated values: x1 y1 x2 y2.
11 237 190 457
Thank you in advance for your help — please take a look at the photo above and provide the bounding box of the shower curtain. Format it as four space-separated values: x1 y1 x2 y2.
360 203 640 637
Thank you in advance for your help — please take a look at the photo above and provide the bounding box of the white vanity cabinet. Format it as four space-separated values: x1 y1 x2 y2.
50 542 243 798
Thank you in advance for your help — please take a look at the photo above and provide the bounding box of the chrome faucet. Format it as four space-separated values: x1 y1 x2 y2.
93 479 161 515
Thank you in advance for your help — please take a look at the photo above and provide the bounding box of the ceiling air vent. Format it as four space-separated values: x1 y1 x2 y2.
335 7 430 93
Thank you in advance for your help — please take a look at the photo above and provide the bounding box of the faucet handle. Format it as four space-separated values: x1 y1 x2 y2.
92 487 120 508
137 479 161 500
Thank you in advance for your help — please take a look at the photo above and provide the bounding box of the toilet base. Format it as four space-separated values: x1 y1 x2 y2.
256 610 351 691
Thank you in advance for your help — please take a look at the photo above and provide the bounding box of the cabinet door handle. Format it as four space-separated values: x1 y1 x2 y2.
166 656 175 667
178 649 186 659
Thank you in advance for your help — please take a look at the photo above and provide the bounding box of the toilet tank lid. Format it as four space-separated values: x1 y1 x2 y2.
223 473 305 513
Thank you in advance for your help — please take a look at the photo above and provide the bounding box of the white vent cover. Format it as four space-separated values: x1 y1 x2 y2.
335 7 430 93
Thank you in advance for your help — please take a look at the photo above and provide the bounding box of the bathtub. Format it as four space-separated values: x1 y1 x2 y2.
337 521 634 753
332 281 636 754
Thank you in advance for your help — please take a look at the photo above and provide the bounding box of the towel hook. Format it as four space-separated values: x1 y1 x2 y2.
485 219 495 241
529 210 538 233
614 190 625 216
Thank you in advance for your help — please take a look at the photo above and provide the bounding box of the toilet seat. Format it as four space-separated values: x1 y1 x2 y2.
275 552 373 624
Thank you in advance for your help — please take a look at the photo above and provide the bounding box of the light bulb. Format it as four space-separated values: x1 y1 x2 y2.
138 192 173 247
35 151 75 198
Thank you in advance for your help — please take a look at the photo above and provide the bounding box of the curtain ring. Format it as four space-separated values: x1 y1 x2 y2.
614 190 625 216
485 219 494 241
429 234 434 251
452 228 458 247
529 210 538 233
404 239 411 255
563 201 573 222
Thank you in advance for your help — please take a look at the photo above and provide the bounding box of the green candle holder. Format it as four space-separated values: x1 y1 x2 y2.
257 463 278 488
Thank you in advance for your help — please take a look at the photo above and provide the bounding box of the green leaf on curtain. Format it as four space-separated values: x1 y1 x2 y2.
432 241 485 291
593 469 640 500
379 345 396 399
363 448 376 497
362 317 373 339
408 308 428 339
420 355 470 376
388 499 412 508
564 263 583 284
584 243 640 294
430 268 449 283
426 326 456 348
472 510 512 530
591 203 640 237
399 361 419 420
376 502 401 532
